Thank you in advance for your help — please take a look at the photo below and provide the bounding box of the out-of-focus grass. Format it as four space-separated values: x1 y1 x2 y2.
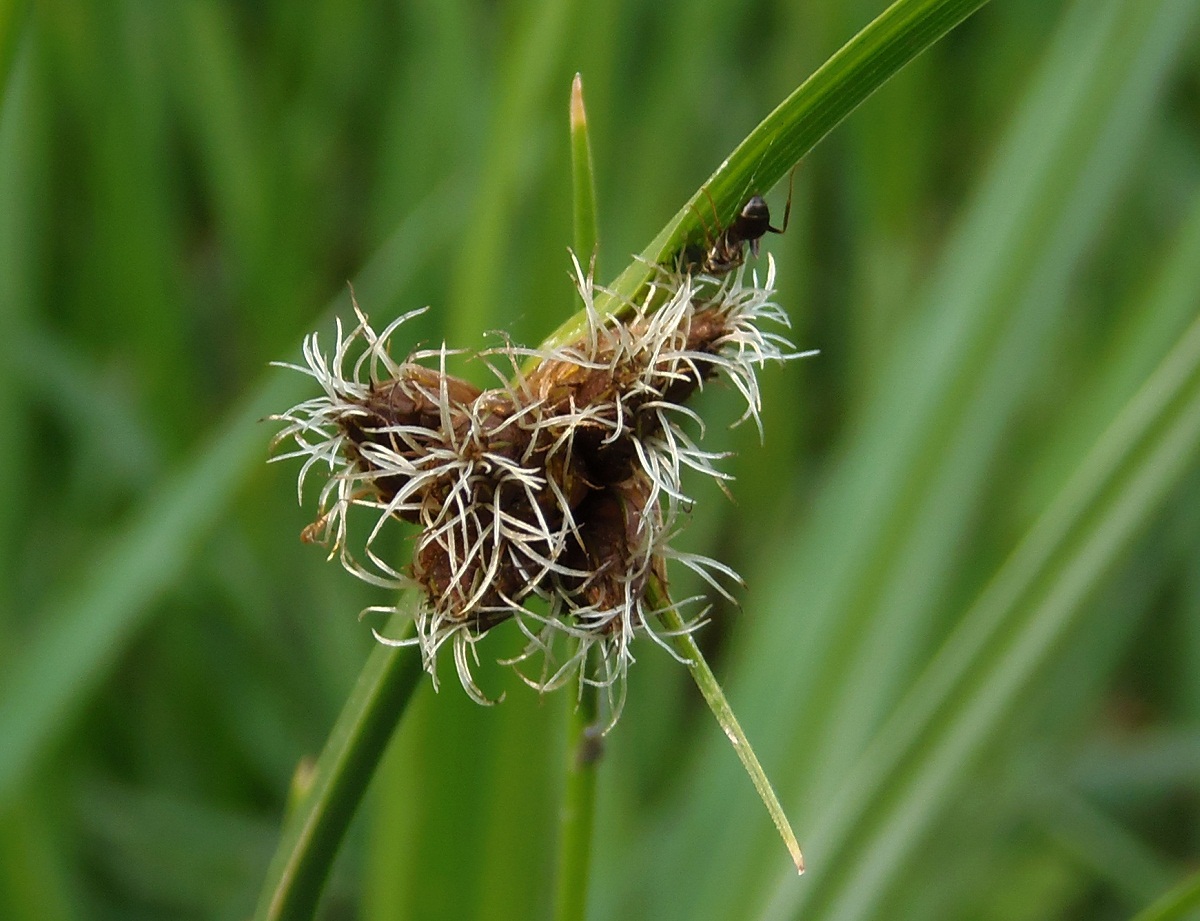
0 2 1197 920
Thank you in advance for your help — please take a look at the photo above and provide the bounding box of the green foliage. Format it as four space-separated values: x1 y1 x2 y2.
0 1 1198 920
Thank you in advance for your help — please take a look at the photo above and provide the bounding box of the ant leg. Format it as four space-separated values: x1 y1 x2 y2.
701 185 722 229
683 199 715 271
767 163 798 235
688 198 713 245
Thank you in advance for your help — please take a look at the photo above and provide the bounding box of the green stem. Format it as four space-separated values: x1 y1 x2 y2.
253 605 424 921
553 655 601 921
647 578 804 875
552 71 602 921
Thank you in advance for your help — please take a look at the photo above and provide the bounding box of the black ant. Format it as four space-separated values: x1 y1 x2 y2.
682 166 796 276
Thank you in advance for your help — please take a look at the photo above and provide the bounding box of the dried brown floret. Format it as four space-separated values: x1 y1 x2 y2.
270 256 808 709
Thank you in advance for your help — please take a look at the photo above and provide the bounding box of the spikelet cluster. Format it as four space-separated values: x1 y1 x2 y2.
271 254 806 714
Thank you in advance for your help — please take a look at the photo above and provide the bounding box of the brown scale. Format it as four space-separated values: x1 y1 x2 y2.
524 305 733 489
390 386 555 622
455 391 575 561
339 366 483 521
413 533 528 629
556 475 665 621
522 336 627 491
654 305 730 406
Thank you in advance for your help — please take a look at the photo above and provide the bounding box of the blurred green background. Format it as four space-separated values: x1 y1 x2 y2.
1 0 1199 919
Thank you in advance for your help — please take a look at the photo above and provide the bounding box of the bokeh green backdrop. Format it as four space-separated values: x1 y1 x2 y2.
1 1 1198 919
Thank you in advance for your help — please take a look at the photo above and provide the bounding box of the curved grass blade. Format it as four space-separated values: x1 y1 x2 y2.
535 0 994 356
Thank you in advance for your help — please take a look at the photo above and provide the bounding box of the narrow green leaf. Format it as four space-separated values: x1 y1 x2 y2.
0 21 34 616
0 369 296 806
644 2 1200 917
1034 782 1175 907
650 580 803 876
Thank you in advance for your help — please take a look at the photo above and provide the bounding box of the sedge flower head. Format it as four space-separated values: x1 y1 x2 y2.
271 254 810 717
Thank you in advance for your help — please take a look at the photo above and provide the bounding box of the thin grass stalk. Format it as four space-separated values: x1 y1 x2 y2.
0 0 31 101
552 72 602 921
252 609 424 921
553 647 601 921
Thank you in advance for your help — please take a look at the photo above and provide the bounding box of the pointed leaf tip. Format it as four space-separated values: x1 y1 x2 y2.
570 73 587 128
